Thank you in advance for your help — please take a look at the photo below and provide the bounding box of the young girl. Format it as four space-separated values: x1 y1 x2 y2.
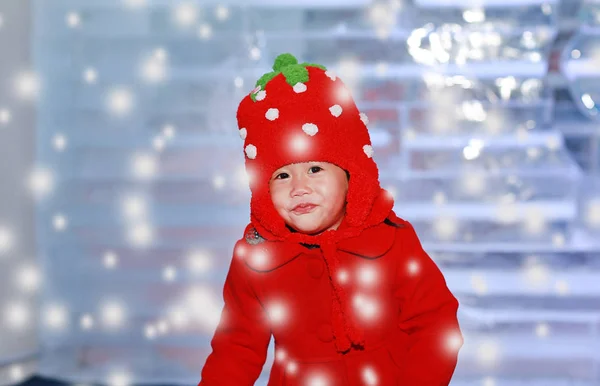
199 53 463 385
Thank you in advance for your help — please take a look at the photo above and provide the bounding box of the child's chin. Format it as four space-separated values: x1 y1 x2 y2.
289 221 325 235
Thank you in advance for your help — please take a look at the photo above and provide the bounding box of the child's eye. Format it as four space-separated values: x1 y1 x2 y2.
273 166 322 180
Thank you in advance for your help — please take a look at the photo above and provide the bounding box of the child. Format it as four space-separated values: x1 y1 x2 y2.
199 53 463 385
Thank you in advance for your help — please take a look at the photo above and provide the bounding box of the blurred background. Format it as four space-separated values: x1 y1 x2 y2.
0 0 599 385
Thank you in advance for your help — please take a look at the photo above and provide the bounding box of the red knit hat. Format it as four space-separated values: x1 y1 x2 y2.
236 53 395 352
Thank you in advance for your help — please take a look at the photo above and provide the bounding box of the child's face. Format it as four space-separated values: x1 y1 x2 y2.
269 161 349 235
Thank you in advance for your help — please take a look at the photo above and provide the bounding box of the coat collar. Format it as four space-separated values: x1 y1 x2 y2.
241 213 404 272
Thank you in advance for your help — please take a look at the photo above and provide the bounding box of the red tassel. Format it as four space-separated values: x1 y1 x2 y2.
320 234 365 352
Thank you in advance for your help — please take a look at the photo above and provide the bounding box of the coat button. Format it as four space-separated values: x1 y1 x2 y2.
306 256 324 279
316 323 334 342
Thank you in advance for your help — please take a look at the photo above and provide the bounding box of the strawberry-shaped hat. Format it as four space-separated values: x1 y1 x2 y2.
236 53 395 352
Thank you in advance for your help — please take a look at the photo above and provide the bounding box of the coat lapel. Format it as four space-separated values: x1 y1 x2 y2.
242 214 403 272
337 220 397 259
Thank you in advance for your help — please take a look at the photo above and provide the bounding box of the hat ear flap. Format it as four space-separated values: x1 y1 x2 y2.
343 160 381 228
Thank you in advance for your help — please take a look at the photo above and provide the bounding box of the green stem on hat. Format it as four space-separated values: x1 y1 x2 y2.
250 53 327 102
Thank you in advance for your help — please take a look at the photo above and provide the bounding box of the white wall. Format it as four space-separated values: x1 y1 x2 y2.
0 1 39 385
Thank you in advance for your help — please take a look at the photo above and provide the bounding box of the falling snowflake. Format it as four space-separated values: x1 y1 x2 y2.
127 222 153 247
52 134 67 151
101 300 126 329
52 214 68 231
471 273 488 295
108 88 134 116
15 263 41 293
44 303 68 330
80 314 94 330
275 348 287 362
286 361 298 374
0 108 11 124
4 301 30 330
358 266 377 285
163 124 176 138
103 251 118 269
445 330 464 353
522 260 550 289
83 67 98 84
482 377 496 386
187 249 212 275
433 216 459 240
141 55 167 83
362 366 378 385
124 0 147 8
215 5 230 20
249 248 267 267
131 152 157 179
337 269 349 284
289 134 310 155
477 340 500 367
198 23 213 39
107 370 132 386
306 374 328 386
535 322 550 338
66 12 81 28
523 207 546 234
585 198 600 227
173 2 198 27
555 279 569 296
15 71 40 100
266 302 287 325
0 226 14 255
10 366 24 383
163 265 177 282
407 259 420 276
28 167 54 197
336 85 351 102
122 194 147 220
145 324 157 340
353 294 379 320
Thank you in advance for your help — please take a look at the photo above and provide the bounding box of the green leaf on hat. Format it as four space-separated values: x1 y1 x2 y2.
250 53 327 102
251 71 278 101
281 64 308 86
300 62 327 71
273 53 298 71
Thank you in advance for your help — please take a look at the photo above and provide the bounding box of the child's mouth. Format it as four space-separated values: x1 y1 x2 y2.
292 204 317 214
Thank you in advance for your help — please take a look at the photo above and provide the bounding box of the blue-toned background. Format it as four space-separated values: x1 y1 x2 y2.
0 0 599 385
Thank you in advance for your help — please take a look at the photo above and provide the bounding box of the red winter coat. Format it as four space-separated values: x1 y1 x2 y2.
199 212 463 385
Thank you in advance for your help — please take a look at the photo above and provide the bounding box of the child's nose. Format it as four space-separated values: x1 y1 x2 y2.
291 176 312 195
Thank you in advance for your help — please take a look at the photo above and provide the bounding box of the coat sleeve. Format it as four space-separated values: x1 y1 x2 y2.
393 222 463 386
198 241 272 386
